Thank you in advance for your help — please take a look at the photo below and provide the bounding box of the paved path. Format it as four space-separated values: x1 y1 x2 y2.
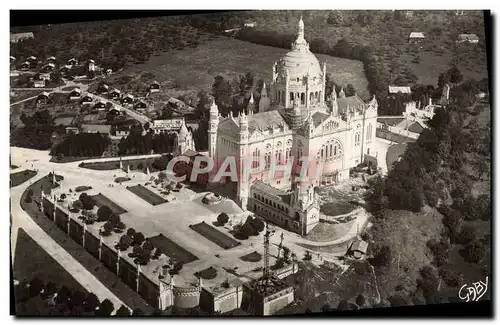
10 175 127 314
90 93 151 125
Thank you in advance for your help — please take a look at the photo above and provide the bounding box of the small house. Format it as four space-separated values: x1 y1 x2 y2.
457 34 479 44
69 88 82 100
96 83 109 94
93 101 106 110
244 22 256 28
348 240 368 260
46 56 56 63
65 126 80 134
149 81 160 93
388 86 412 95
42 63 55 72
33 79 46 88
67 58 78 66
121 93 134 105
104 68 112 75
135 100 147 113
10 32 34 43
10 56 15 63
20 61 31 70
81 124 111 135
109 88 121 100
408 32 425 44
81 94 94 104
39 72 52 81
27 55 37 62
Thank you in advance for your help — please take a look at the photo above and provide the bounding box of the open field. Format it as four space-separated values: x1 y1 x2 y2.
10 170 37 187
148 234 199 265
110 38 370 99
126 185 167 206
90 193 128 215
247 11 488 87
386 143 408 171
320 202 357 217
189 221 241 250
13 228 87 293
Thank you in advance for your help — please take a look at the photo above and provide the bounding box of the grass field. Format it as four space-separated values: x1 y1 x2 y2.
90 193 127 215
386 143 408 171
10 170 37 187
189 221 241 250
111 38 370 99
148 234 198 264
126 185 167 206
320 201 357 217
13 228 87 293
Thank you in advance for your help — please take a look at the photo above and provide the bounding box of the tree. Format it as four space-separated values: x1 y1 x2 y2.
126 228 136 237
337 300 349 311
60 193 67 200
133 232 145 246
108 213 120 227
115 305 131 316
370 245 392 267
460 240 486 264
118 234 133 251
250 217 265 233
458 224 477 245
28 277 44 297
101 221 114 236
84 293 100 312
217 212 229 225
97 299 114 316
345 83 357 96
132 308 145 316
448 66 463 85
321 303 332 312
355 294 366 307
68 290 86 311
97 205 113 222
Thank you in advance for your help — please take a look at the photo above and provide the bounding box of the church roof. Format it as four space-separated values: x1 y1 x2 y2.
218 117 240 136
337 95 366 114
311 111 330 127
247 110 287 132
251 180 292 205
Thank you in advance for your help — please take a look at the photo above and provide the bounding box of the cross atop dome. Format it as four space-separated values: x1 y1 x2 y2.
292 16 309 52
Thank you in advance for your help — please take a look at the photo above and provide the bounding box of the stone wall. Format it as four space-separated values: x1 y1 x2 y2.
69 219 83 245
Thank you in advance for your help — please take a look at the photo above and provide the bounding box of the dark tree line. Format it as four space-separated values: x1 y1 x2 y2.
118 130 177 155
51 133 111 158
11 110 55 150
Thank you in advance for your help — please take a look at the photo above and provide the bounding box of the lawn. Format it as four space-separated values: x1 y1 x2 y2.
304 220 355 243
386 143 408 171
10 170 37 187
90 193 127 214
126 185 167 206
189 221 241 250
12 228 87 294
111 38 370 99
10 90 41 103
320 202 357 217
148 234 198 265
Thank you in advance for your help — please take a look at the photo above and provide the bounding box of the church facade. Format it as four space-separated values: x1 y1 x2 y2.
207 18 378 235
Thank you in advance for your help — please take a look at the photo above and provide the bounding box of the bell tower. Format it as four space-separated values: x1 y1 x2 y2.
208 99 219 161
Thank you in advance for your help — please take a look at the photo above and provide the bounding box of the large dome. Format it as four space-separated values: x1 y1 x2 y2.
280 50 322 80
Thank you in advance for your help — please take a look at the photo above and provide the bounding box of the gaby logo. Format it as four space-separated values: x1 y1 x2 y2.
458 276 489 302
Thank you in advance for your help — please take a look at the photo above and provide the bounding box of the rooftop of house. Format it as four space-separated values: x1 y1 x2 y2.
388 86 412 94
351 240 368 254
81 124 111 134
458 33 479 40
409 32 425 38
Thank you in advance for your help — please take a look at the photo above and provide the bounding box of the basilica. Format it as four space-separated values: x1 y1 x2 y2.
207 17 378 235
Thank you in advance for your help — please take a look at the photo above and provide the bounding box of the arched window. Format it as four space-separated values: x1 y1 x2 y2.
321 147 324 158
290 92 294 104
329 144 333 157
309 92 313 103
285 148 290 163
355 132 361 146
301 93 305 105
